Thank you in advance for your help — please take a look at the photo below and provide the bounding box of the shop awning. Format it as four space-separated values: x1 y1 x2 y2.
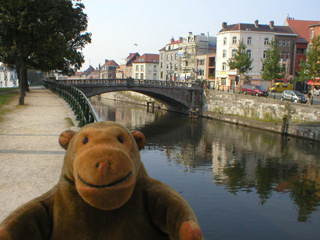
307 79 320 85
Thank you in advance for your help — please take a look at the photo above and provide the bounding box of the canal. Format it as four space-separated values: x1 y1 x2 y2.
90 94 320 240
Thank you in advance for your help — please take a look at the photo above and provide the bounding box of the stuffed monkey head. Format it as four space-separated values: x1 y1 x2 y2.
58 121 146 210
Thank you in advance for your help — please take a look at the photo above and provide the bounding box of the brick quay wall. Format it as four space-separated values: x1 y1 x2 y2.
203 90 320 142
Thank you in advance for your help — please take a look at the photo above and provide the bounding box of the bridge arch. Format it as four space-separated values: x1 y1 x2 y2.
58 79 204 114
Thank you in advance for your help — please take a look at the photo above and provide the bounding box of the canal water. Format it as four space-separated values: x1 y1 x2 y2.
90 95 320 240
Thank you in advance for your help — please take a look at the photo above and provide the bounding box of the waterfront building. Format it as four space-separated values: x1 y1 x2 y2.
122 53 140 79
178 32 216 81
159 37 183 81
284 17 319 76
132 54 159 80
159 33 216 82
100 59 119 79
216 20 296 90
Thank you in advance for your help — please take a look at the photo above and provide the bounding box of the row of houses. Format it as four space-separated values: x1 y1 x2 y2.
69 16 319 90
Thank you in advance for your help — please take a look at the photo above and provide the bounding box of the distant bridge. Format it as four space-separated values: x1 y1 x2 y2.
55 78 204 114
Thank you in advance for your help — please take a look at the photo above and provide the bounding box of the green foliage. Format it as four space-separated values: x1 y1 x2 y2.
227 40 253 77
0 0 91 104
297 36 320 82
261 40 285 81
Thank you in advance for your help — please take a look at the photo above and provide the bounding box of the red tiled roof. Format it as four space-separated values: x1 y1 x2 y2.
285 19 320 43
133 54 159 63
101 60 119 67
74 71 84 76
168 39 183 45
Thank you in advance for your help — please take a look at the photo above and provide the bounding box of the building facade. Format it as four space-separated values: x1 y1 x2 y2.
159 38 183 81
216 20 297 90
0 64 18 88
132 54 159 80
179 32 216 81
100 60 119 79
284 17 319 76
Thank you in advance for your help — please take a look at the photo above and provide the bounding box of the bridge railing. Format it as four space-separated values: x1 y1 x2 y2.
43 80 99 127
55 78 204 89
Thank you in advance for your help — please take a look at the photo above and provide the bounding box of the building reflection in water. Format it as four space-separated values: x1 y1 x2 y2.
90 93 320 224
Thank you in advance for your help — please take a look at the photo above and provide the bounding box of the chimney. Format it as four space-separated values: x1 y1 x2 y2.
105 59 108 63
189 32 192 36
222 22 227 29
254 20 259 28
179 37 183 42
170 37 175 44
270 21 274 29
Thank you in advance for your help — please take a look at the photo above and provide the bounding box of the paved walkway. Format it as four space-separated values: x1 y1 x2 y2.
0 86 79 221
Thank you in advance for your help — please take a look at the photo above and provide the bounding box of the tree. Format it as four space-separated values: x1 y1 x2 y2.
261 40 285 81
0 0 91 105
227 40 253 85
297 35 320 91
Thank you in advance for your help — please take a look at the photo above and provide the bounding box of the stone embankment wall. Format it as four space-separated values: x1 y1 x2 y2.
203 90 320 141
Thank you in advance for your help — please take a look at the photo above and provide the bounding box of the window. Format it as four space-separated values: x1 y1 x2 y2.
221 78 226 85
311 29 314 39
175 53 178 60
153 65 157 71
247 49 252 58
264 38 269 45
160 71 163 78
161 53 163 59
136 65 139 71
167 54 170 60
141 65 144 71
263 50 267 59
153 73 156 80
287 40 290 46
232 49 237 57
247 37 252 45
140 73 144 79
232 36 237 44
175 63 178 70
297 48 305 55
160 62 163 68
223 37 227 45
279 40 282 46
222 62 227 71
135 73 139 79
171 54 173 60
283 40 286 46
223 49 227 58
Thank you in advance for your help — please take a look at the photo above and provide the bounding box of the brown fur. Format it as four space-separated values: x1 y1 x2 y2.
0 121 204 240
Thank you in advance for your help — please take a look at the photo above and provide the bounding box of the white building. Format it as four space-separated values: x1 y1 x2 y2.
0 64 18 88
179 32 216 81
132 54 159 80
216 20 296 90
159 37 183 81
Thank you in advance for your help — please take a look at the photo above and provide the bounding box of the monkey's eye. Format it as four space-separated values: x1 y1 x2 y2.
83 137 89 144
117 136 124 143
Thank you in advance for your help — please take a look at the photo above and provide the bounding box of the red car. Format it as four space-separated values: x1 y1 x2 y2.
241 84 269 96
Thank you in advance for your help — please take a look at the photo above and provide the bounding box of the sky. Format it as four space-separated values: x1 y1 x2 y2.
79 0 320 71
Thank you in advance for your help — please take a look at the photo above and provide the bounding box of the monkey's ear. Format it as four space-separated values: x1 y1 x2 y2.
59 130 77 150
131 131 146 150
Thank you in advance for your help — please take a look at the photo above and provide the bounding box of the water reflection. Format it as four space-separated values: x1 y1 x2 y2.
91 95 320 238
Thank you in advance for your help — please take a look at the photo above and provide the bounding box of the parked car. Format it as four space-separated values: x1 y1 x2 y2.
312 88 320 96
241 84 268 96
280 90 307 103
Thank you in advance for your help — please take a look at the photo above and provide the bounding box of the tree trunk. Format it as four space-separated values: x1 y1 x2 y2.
24 67 30 92
18 61 27 105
